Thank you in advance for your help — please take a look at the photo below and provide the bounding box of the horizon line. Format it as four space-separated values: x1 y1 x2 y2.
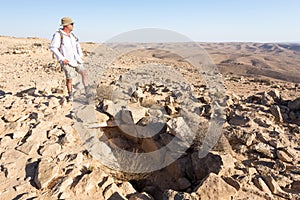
1 35 299 44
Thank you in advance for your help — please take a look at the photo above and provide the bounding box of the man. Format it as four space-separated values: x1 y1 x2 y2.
50 17 89 102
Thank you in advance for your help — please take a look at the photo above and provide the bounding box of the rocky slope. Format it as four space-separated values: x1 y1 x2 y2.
0 36 300 200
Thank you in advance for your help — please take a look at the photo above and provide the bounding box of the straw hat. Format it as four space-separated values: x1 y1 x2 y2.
60 17 74 26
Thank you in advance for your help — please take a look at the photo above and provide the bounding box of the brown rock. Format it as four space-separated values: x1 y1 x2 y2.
108 192 127 200
228 115 250 126
48 97 60 108
16 141 40 156
39 143 61 157
29 120 50 143
270 105 283 123
276 149 293 163
73 171 103 198
261 92 274 106
267 89 281 103
167 117 194 142
128 104 148 123
102 99 118 116
132 87 145 100
129 192 154 200
103 183 122 200
291 181 300 191
191 152 222 182
288 97 300 110
163 189 196 200
109 137 131 150
0 120 5 135
252 142 276 158
194 173 236 200
34 159 59 189
95 111 110 123
240 132 256 146
165 105 179 116
222 176 240 191
141 138 162 152
253 176 272 195
119 182 136 197
140 95 157 107
96 84 114 100
177 177 192 190
3 109 24 122
262 175 291 199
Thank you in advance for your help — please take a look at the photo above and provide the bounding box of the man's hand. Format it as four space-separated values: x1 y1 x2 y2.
63 59 69 65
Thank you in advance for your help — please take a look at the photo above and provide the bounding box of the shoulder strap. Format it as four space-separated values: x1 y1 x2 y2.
55 31 78 46
71 32 79 42
52 31 64 59
56 31 64 46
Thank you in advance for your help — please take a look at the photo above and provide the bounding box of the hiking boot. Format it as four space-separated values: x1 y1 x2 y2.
67 92 74 102
85 85 90 94
85 86 93 98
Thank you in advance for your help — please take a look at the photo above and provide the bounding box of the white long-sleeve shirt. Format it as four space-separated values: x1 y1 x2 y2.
49 29 83 66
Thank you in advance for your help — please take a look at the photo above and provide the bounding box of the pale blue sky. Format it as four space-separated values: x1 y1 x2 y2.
0 0 299 42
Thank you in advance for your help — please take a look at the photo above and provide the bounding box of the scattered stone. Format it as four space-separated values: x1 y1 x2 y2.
96 84 114 100
291 181 300 192
240 132 256 146
167 117 194 142
191 152 223 181
288 97 300 110
267 89 281 103
34 159 59 189
270 105 283 123
194 173 236 200
177 177 192 190
103 183 121 200
222 176 241 191
39 143 61 157
253 176 272 195
276 149 293 163
128 104 148 123
119 182 137 197
16 141 40 156
251 142 276 158
129 192 154 200
164 189 196 200
140 95 157 108
228 115 250 126
108 192 127 200
141 138 162 152
262 175 291 199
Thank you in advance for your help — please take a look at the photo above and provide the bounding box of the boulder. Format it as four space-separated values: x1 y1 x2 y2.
288 97 300 110
194 173 236 200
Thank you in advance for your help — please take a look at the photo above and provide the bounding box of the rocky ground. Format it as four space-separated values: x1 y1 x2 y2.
0 36 300 200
